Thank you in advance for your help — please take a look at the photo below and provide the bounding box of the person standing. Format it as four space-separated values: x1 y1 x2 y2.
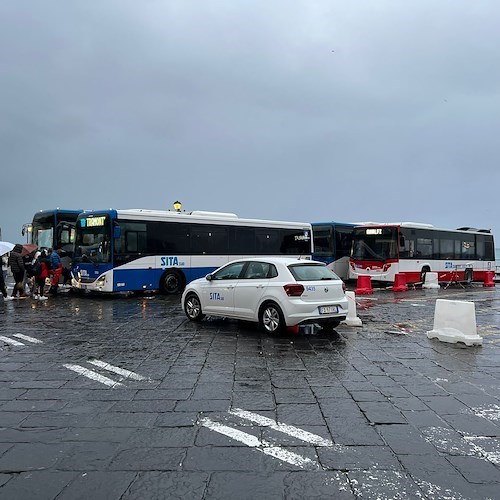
49 247 63 295
33 251 49 300
23 251 37 296
1 254 7 283
8 244 26 298
0 255 8 299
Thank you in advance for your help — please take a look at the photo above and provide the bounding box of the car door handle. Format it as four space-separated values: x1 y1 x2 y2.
256 284 264 289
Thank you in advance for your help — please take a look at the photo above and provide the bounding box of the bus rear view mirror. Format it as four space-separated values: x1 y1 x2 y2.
113 226 121 239
399 236 405 247
206 273 213 281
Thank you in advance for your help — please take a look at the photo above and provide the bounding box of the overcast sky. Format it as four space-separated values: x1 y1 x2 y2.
1 1 499 245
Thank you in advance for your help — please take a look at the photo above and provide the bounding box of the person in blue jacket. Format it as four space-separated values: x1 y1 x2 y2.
48 247 63 295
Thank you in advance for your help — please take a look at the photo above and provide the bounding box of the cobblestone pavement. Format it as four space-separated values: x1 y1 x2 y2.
0 284 499 499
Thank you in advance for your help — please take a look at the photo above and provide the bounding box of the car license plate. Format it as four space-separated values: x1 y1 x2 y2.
319 305 338 314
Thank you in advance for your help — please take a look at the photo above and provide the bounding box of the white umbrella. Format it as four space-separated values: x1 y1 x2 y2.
0 241 15 256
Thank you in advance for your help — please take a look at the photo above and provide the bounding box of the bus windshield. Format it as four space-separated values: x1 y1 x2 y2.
73 215 111 264
351 227 399 261
32 215 55 249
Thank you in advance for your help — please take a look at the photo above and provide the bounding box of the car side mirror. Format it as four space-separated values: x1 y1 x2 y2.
205 273 213 281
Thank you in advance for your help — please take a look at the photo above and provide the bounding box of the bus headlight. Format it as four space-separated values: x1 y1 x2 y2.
96 276 106 287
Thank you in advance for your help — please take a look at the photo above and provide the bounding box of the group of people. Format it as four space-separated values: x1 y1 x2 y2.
0 245 66 300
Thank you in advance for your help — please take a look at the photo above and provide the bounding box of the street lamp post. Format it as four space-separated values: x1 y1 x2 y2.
21 223 32 243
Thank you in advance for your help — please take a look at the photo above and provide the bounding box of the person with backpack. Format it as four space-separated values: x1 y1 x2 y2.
32 250 49 300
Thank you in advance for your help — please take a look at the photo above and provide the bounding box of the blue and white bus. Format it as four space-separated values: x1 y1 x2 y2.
312 222 356 280
72 209 313 294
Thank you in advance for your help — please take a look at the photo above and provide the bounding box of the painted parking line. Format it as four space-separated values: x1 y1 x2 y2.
199 417 318 469
229 408 333 446
13 334 43 344
63 363 123 388
0 336 25 346
87 359 147 381
202 412 468 497
200 409 338 469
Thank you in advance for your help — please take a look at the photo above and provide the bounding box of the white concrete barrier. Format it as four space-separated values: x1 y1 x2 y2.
342 291 362 327
423 272 440 289
426 299 482 346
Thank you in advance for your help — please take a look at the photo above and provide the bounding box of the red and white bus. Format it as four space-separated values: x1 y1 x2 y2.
349 223 495 284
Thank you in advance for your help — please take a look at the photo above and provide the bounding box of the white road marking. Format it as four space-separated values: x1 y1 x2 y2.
0 336 25 346
201 411 466 496
229 408 333 446
199 417 317 468
13 334 43 344
63 363 123 388
87 359 147 381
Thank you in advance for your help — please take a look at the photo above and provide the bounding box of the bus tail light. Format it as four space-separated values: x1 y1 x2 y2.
284 284 304 297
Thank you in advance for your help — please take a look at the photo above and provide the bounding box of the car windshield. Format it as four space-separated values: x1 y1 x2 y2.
288 264 340 281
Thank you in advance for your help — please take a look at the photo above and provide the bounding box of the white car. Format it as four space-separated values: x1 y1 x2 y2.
181 257 348 333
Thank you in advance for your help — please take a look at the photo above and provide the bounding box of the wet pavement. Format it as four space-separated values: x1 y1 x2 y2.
0 284 499 499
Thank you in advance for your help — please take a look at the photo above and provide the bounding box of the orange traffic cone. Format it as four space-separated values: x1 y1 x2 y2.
483 271 495 287
392 273 408 292
355 275 373 295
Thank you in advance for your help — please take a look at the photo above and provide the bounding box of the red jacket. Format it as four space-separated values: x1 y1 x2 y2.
38 262 49 279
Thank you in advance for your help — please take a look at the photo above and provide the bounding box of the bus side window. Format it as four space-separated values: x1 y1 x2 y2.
400 238 415 258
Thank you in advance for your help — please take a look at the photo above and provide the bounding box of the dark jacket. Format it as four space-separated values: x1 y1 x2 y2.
8 245 25 274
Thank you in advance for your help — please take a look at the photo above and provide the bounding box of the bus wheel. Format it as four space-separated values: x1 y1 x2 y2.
464 268 473 285
420 266 430 284
160 270 184 295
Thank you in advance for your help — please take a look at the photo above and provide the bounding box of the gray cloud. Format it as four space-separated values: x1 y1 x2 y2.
1 0 499 242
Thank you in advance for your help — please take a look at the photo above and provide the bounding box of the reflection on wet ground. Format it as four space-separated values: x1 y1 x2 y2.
0 284 499 499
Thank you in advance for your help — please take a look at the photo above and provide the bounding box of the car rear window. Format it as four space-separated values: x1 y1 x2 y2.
288 264 340 281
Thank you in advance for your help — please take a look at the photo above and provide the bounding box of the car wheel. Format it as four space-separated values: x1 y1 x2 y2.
320 319 341 332
184 293 205 322
160 270 184 295
259 302 285 334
